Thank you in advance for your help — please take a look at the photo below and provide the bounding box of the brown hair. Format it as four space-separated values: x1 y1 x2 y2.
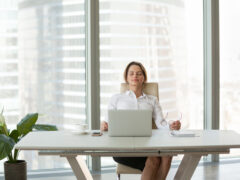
124 61 147 83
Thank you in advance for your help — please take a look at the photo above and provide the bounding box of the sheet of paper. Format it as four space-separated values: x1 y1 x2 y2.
170 130 196 137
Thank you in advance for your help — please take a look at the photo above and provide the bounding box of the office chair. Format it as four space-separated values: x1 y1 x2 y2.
116 82 159 179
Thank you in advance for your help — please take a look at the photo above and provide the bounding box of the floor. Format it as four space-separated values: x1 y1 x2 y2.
25 160 240 180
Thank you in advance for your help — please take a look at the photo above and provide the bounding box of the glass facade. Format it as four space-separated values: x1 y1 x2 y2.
1 0 239 174
99 0 203 167
1 0 86 170
220 0 240 158
0 0 18 123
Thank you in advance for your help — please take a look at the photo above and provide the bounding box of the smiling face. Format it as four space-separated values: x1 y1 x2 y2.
127 65 145 87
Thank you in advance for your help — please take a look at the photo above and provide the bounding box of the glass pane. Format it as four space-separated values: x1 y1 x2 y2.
0 0 18 172
99 0 203 167
0 0 86 171
220 0 240 158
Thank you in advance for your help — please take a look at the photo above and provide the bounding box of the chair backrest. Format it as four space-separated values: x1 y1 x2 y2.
120 82 159 129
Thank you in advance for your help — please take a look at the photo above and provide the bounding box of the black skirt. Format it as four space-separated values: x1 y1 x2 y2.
113 157 147 171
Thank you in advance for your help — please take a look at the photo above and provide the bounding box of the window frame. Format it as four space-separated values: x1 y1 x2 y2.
85 0 221 170
203 0 220 162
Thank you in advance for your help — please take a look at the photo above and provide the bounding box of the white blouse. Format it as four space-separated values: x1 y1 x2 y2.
106 90 168 130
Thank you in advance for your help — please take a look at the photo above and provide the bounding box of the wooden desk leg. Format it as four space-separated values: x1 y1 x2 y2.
65 155 93 180
174 154 202 180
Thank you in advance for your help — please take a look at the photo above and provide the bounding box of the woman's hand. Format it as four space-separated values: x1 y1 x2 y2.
101 121 108 131
169 120 181 130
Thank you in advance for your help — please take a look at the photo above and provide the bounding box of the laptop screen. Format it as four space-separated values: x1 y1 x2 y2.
108 109 152 137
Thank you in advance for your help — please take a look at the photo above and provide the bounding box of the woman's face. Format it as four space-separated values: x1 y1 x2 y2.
127 65 145 87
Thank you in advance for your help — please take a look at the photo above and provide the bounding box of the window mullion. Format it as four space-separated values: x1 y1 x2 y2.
203 0 220 162
85 0 100 171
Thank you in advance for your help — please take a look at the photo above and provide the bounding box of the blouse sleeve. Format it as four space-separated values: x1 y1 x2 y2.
104 94 118 122
152 97 169 130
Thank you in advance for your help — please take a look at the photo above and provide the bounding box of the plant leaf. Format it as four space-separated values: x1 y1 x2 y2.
17 113 38 136
0 113 8 135
9 130 19 143
0 134 15 161
33 124 58 131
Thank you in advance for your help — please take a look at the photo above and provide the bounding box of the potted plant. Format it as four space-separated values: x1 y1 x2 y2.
0 110 57 180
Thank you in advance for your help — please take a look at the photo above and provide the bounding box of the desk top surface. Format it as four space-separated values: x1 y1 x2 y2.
15 130 240 151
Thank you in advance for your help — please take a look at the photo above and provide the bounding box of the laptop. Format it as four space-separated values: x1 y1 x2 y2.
108 109 152 137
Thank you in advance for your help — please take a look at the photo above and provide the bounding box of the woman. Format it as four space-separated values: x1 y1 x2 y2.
101 61 181 180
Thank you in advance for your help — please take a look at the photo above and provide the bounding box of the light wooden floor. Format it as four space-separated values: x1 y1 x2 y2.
28 160 240 180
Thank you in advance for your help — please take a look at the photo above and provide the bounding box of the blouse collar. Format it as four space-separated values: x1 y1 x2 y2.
125 90 146 98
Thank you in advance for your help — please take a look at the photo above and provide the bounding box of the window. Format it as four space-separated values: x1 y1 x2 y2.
99 0 203 167
0 0 18 171
3 0 230 173
220 0 240 158
0 0 86 170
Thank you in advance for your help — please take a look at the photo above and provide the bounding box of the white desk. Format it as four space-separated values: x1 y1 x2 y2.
16 130 240 180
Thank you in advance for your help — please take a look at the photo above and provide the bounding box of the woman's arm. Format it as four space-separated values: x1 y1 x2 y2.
153 97 181 130
101 94 118 131
152 97 168 129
